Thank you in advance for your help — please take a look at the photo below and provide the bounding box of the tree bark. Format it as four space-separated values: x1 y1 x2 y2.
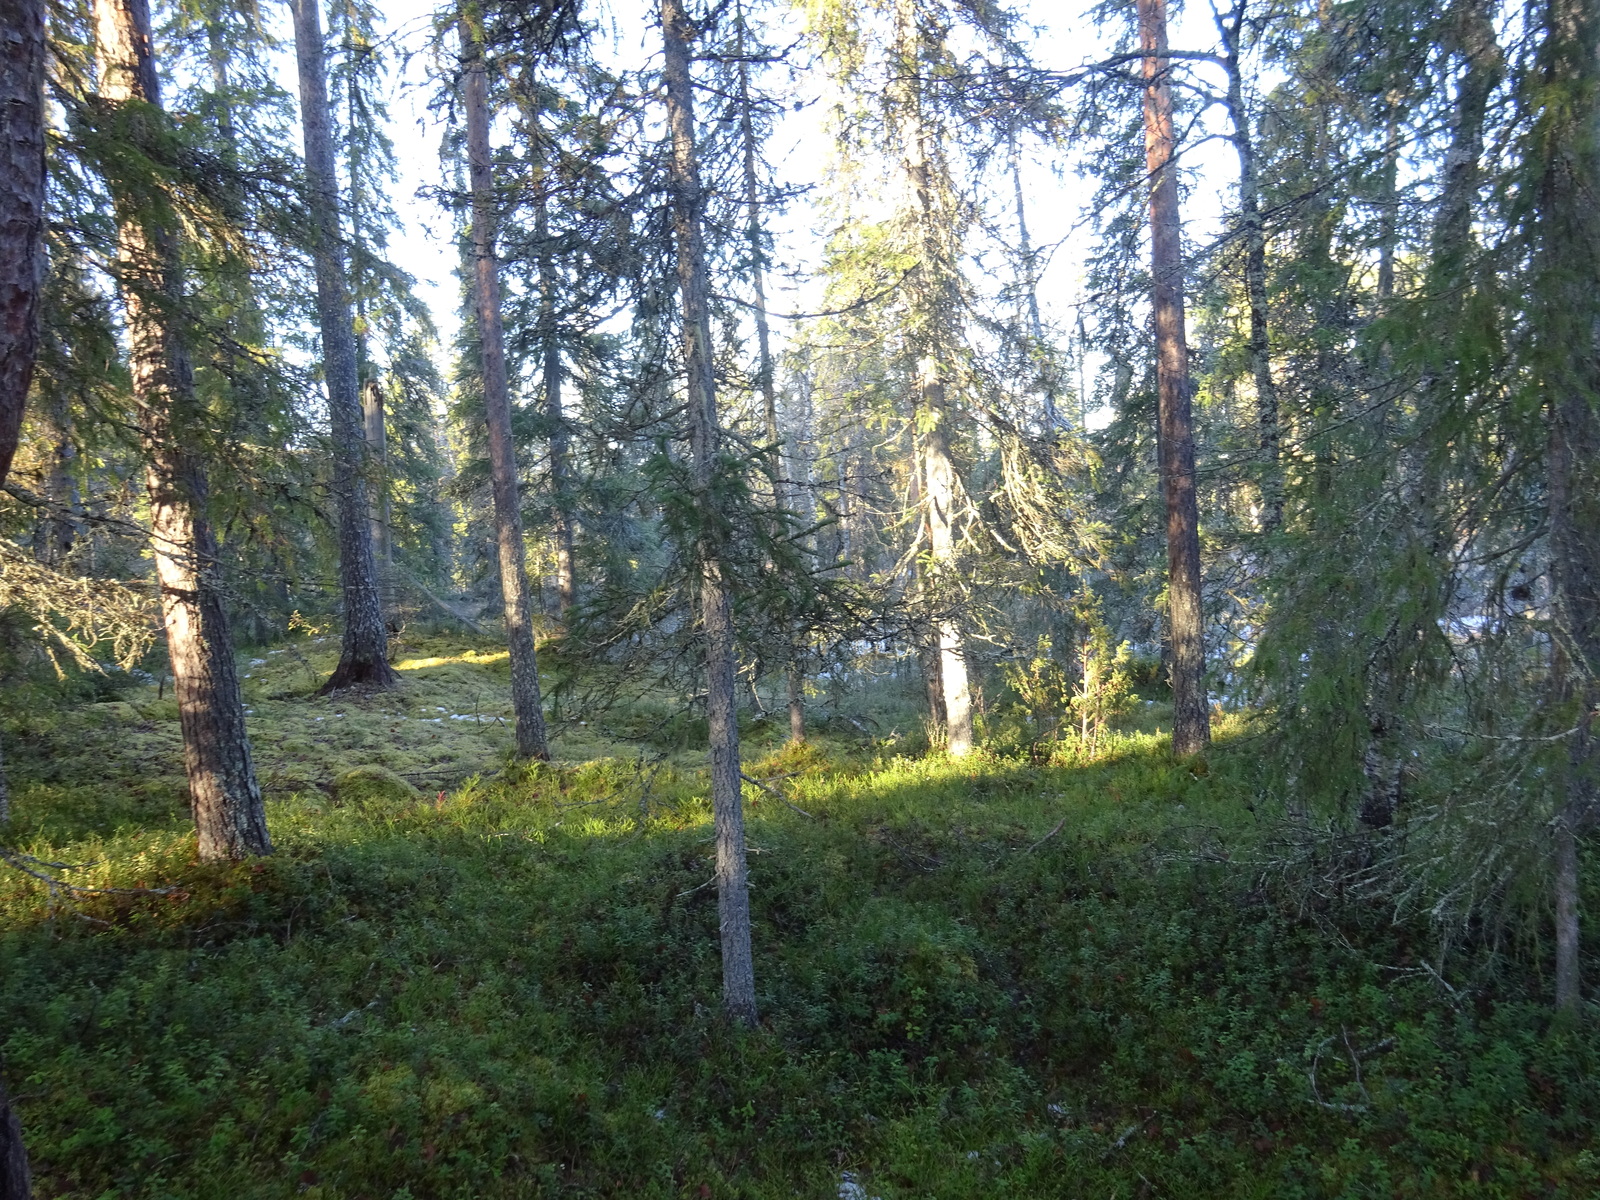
0 0 44 487
0 1069 27 1200
1534 0 1600 1014
290 0 395 693
662 0 757 1026
1139 0 1210 758
0 6 44 1180
94 0 271 860
460 19 549 761
1216 5 1282 531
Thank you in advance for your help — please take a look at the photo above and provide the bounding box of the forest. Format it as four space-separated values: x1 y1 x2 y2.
0 0 1596 1194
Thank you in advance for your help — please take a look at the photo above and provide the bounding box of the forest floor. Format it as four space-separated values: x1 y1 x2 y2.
1 632 1596 1198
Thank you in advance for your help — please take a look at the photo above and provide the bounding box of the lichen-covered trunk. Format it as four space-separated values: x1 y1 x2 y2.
460 18 548 760
1140 0 1210 758
663 0 757 1025
290 0 395 693
921 373 973 757
94 0 270 861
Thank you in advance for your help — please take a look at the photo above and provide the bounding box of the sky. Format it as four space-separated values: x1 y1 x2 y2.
276 0 1245 431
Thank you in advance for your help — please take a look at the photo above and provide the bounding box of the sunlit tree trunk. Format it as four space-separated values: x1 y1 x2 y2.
662 0 757 1025
892 0 973 756
94 0 270 860
289 0 395 692
1139 0 1209 758
460 17 549 761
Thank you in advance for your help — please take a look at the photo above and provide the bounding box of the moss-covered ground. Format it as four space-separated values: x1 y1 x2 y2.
1 634 1597 1198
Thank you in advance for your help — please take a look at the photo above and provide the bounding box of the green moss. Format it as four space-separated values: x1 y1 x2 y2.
1 637 1596 1199
329 765 423 810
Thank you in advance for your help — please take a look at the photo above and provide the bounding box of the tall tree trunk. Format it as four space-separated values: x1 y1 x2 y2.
1139 0 1210 758
735 4 805 742
1534 0 1600 1014
662 0 757 1025
893 0 974 756
1008 131 1059 431
95 0 271 860
531 162 575 618
0 0 44 487
361 377 390 568
289 0 395 692
921 366 973 757
1216 4 1282 531
460 18 549 761
0 1 44 1187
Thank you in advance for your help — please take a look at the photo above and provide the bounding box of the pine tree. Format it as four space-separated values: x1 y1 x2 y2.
459 10 550 760
662 0 757 1025
290 0 396 692
93 0 270 860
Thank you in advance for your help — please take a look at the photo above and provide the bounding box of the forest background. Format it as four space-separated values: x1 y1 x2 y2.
0 0 1596 1193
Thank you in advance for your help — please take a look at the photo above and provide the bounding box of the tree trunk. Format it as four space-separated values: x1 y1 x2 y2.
1139 0 1210 758
662 0 757 1026
290 0 395 693
0 4 43 1177
1216 5 1282 532
460 18 549 761
526 117 575 619
0 1070 27 1200
94 0 271 861
735 6 805 742
1534 0 1600 1014
921 371 973 756
361 377 390 569
893 0 974 756
0 0 44 487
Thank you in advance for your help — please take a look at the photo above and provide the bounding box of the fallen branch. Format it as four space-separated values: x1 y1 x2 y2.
740 771 815 819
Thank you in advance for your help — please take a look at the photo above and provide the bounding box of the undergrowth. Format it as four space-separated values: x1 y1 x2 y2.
0 638 1596 1198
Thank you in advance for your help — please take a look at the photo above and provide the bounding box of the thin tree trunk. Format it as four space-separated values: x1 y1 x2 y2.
1008 130 1059 431
0 0 44 487
361 377 390 568
95 0 271 860
1535 0 1600 1014
735 5 805 742
460 18 549 761
290 0 395 692
662 0 757 1026
531 175 575 618
1216 5 1282 531
1139 0 1210 758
